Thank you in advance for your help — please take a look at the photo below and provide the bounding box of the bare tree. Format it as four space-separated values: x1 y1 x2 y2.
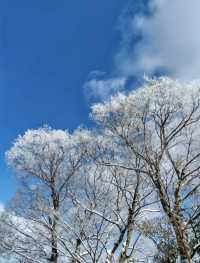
91 77 200 262
3 77 200 262
5 126 90 263
70 132 158 263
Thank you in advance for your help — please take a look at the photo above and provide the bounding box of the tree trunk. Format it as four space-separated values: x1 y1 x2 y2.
171 217 192 263
71 238 81 263
50 226 58 263
49 179 59 263
154 178 192 263
118 208 135 263
106 228 126 262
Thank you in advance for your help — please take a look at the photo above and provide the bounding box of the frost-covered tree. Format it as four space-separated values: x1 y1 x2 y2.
91 77 200 262
3 127 154 263
76 131 158 262
3 77 200 263
5 126 91 263
0 209 48 263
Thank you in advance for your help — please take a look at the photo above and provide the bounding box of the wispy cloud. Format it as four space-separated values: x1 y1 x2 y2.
84 71 127 101
85 0 200 101
116 0 200 79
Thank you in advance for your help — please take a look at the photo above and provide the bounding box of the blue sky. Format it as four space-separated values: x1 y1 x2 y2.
0 0 129 203
1 0 200 204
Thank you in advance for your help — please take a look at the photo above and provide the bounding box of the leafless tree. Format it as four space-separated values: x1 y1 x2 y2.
4 127 90 263
91 77 200 262
3 78 200 263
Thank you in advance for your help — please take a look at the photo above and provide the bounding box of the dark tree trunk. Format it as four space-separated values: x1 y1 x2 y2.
49 178 59 263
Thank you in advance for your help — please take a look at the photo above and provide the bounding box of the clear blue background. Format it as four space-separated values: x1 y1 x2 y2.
0 0 128 203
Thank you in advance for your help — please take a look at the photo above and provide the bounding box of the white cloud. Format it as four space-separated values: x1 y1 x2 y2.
85 0 200 100
0 203 4 213
116 0 200 79
84 71 127 100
